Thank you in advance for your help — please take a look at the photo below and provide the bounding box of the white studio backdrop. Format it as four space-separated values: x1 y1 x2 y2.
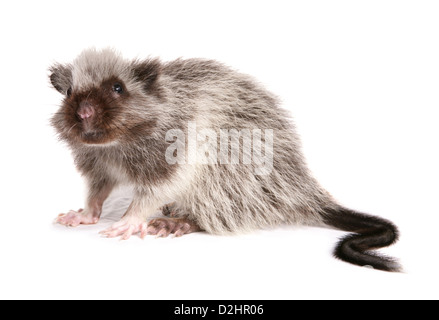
0 0 438 299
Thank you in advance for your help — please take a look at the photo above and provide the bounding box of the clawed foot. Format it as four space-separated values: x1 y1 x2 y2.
55 209 99 227
147 217 201 238
99 217 148 240
100 217 201 240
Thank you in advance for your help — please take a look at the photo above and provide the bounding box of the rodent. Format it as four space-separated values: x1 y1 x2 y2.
50 48 401 272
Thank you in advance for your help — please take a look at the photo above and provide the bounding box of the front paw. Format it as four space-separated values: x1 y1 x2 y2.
99 217 148 240
55 209 99 227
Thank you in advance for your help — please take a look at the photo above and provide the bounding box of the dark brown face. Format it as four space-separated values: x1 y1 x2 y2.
50 52 163 145
55 77 130 145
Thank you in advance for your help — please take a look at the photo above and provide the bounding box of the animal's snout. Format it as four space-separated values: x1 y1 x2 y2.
77 101 95 120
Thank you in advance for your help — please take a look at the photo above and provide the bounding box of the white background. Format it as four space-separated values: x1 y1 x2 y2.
0 0 438 299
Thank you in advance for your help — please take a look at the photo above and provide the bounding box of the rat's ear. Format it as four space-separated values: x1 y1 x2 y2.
131 58 162 93
49 63 72 95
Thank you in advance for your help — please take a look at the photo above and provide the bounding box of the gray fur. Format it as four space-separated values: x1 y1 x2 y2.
50 48 337 234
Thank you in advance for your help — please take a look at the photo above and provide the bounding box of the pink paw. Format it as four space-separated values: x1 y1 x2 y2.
99 217 148 240
55 209 99 227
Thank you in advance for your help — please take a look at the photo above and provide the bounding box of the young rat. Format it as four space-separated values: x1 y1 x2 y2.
50 48 400 272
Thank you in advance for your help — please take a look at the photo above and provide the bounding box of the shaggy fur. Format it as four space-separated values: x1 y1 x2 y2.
50 48 400 271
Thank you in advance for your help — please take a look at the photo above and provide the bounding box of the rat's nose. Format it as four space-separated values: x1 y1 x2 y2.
77 101 95 120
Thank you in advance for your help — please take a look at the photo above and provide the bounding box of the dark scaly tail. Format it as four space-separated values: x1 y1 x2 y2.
323 206 401 272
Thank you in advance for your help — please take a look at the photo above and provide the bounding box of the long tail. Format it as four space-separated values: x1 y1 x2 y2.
322 206 401 272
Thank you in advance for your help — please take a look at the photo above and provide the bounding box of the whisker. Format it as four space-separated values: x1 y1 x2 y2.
85 91 92 104
67 123 78 135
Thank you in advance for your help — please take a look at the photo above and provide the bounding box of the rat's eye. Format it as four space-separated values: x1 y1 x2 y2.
66 87 72 97
113 83 124 94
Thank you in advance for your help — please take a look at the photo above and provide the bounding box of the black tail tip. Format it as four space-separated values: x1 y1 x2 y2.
334 234 402 272
324 207 401 272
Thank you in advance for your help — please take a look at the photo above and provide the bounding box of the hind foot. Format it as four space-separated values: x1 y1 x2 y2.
147 217 201 238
